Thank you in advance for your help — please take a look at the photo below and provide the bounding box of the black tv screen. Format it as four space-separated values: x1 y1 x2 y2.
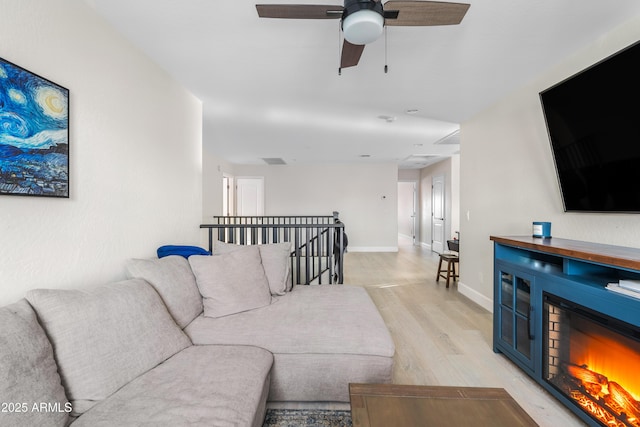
540 41 640 212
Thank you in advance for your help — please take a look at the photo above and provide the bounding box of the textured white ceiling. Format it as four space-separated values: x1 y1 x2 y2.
85 0 640 168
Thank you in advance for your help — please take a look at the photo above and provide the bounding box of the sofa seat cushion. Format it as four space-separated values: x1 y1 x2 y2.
185 285 395 357
72 345 273 427
26 279 192 416
0 299 70 427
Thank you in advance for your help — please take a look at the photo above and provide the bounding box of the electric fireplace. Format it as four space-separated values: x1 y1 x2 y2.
544 293 640 427
492 236 640 425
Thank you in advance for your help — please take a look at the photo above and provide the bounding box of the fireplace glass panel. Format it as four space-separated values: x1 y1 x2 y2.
543 293 640 427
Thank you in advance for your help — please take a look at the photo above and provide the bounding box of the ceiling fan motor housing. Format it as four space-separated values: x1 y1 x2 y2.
342 0 385 45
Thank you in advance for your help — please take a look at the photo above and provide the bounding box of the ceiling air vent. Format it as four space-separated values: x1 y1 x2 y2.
404 155 440 163
433 129 460 145
262 158 287 165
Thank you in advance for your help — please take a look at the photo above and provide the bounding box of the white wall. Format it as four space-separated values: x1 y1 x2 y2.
0 0 203 305
228 163 399 251
398 169 420 181
450 153 460 239
459 16 640 311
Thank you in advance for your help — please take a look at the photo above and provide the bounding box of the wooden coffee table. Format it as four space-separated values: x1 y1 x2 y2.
349 383 538 426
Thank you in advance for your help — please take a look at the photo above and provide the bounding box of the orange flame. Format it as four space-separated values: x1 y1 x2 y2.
571 329 640 402
561 321 640 426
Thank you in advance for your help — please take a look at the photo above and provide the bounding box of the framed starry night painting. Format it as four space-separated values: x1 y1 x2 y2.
0 57 69 198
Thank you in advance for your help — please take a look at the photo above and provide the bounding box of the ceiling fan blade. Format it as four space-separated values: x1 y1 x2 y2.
340 40 365 69
256 4 343 19
383 1 470 26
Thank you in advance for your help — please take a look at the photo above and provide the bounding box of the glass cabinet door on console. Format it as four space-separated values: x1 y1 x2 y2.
495 266 535 372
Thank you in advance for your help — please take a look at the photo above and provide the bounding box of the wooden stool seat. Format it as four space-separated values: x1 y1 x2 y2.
436 253 459 287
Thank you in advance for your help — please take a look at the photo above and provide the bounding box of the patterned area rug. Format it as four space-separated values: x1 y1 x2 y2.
263 409 353 427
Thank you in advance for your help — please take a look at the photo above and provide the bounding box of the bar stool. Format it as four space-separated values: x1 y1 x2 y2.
436 239 460 288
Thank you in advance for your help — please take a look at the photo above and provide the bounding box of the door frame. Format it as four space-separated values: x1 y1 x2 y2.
222 173 234 216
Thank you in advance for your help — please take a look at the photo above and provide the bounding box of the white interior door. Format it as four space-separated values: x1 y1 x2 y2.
236 177 264 216
432 175 445 253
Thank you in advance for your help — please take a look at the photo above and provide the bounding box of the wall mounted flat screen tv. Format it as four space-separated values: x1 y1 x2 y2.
540 40 640 212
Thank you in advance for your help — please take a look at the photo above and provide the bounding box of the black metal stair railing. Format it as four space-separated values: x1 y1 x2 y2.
200 213 346 285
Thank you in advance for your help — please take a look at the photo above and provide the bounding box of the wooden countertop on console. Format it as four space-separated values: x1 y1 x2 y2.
490 235 640 272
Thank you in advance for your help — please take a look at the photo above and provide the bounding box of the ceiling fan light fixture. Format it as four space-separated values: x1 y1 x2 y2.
341 0 385 45
256 1 470 69
342 9 384 44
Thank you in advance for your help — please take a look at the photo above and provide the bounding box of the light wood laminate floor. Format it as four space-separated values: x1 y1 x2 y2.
342 241 586 427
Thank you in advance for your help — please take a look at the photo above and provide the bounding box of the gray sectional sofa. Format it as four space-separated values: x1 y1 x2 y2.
0 242 395 427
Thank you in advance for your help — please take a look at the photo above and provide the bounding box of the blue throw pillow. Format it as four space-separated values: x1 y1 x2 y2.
157 245 211 259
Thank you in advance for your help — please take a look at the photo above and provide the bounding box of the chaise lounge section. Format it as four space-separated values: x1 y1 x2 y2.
127 246 395 404
185 284 395 402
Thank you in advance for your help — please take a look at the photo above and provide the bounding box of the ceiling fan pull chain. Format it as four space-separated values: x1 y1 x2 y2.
338 21 342 76
384 26 388 73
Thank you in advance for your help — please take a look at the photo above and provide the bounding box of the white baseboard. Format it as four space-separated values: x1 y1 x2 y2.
420 241 431 250
458 281 493 313
347 247 399 253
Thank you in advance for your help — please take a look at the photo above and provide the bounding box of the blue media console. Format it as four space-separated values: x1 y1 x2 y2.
491 236 640 427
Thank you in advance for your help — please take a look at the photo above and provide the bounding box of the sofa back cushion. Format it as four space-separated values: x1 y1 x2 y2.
259 242 293 294
126 255 203 328
0 299 70 427
214 241 292 295
26 279 192 416
189 246 273 318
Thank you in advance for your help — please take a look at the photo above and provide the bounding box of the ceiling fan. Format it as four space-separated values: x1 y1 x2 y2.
256 1 470 71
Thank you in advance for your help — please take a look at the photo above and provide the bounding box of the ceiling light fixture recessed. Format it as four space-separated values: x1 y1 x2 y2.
378 115 396 123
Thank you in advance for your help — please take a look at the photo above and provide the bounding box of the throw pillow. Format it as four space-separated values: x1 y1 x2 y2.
213 240 293 295
26 279 192 416
156 245 210 259
126 255 203 328
212 239 241 254
0 299 70 427
189 246 273 318
257 242 292 295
